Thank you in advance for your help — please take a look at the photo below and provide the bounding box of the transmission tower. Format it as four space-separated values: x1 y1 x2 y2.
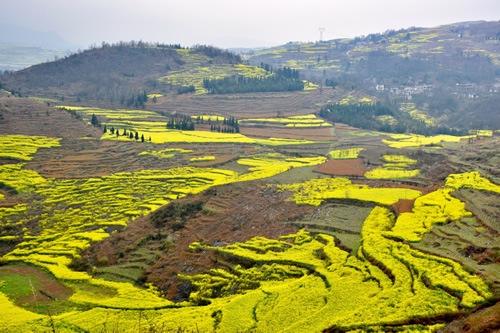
319 27 325 42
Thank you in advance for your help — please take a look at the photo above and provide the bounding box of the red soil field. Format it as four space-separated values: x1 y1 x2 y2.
313 159 369 177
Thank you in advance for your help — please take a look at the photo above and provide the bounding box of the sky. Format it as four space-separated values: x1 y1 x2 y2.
2 0 499 49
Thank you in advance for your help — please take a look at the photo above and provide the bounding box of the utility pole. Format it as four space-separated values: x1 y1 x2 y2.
319 27 325 42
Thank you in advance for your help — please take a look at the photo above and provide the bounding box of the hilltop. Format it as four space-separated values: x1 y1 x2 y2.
0 42 241 105
247 21 499 84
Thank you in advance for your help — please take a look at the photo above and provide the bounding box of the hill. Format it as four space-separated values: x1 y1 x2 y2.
1 97 498 333
246 20 500 129
0 42 241 105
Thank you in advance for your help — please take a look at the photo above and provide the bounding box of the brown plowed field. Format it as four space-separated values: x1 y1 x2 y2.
0 98 100 139
27 139 258 179
149 88 339 119
313 158 369 177
240 126 334 141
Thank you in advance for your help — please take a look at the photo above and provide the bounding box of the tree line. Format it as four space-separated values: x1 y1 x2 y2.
191 45 242 64
166 115 195 131
122 90 148 108
193 115 241 133
349 27 420 45
103 125 149 142
319 102 468 136
177 85 195 95
203 66 303 94
90 113 151 142
210 125 239 134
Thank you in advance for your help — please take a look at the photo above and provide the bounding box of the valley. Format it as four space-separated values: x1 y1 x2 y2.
0 20 498 333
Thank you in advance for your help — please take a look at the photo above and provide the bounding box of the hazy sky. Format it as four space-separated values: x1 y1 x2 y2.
2 0 499 48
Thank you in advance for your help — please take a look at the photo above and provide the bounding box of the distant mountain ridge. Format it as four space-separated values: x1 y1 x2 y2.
0 23 78 50
0 23 80 71
0 45 72 72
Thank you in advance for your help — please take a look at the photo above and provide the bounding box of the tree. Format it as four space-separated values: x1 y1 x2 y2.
141 134 145 142
203 67 303 94
103 125 107 133
91 114 100 127
135 132 139 140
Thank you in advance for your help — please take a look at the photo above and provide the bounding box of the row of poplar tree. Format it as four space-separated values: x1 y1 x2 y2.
103 125 149 142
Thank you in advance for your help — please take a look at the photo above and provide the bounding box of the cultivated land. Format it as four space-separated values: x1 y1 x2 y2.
0 21 499 333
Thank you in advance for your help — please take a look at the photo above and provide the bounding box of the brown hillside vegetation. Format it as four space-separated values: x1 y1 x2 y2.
0 43 240 103
0 98 100 139
79 181 310 300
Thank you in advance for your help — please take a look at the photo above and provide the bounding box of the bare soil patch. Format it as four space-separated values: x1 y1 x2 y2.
313 158 369 177
391 199 415 214
0 98 100 139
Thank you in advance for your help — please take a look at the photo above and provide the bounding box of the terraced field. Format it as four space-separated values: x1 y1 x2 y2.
149 88 337 119
0 98 498 332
